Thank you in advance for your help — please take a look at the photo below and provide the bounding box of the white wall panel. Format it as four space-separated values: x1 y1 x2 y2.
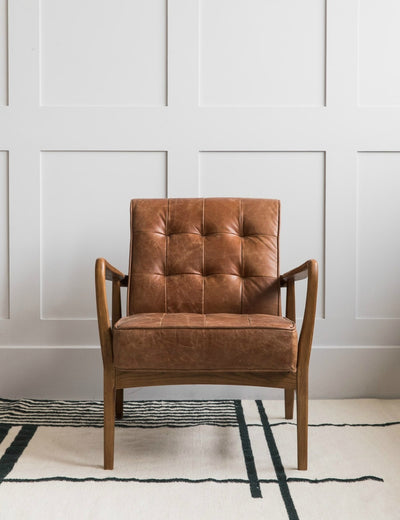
0 0 7 105
40 0 167 106
0 151 8 318
40 151 166 319
358 0 400 106
357 153 400 318
199 0 326 106
200 151 325 319
0 0 399 398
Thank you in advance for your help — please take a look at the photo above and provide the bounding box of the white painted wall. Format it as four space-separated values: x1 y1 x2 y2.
0 0 399 399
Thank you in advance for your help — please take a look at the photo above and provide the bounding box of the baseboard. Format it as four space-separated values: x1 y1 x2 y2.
0 346 399 400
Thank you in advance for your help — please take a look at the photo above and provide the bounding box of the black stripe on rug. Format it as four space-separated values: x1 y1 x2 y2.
234 400 262 498
293 421 400 428
0 424 11 444
3 476 271 484
1 475 383 485
287 476 384 484
0 425 37 483
256 400 299 520
248 421 400 428
0 423 240 430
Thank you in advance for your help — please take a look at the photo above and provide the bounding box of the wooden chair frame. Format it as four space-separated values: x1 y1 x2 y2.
95 257 318 470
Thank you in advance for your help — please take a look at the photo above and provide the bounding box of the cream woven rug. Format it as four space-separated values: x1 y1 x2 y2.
0 398 399 520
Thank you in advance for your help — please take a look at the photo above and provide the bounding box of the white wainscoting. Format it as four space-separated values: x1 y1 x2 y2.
0 151 8 319
200 151 325 320
0 0 7 105
40 0 167 106
358 0 400 106
199 0 326 107
0 0 399 399
356 153 400 319
0 347 398 400
40 151 166 319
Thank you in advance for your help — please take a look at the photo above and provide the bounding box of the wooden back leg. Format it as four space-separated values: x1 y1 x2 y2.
116 389 124 419
285 388 294 420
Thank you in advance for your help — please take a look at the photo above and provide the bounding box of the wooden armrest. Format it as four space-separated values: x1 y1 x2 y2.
280 260 316 286
105 261 128 287
95 258 127 368
279 259 318 371
102 259 126 282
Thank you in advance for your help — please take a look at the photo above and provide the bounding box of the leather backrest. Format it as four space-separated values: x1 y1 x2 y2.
128 198 280 315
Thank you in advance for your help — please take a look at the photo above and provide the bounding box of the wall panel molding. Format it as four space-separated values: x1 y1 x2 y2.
40 150 167 320
0 0 8 105
199 0 326 107
356 152 400 318
199 151 326 321
358 0 400 106
0 151 9 318
40 0 167 106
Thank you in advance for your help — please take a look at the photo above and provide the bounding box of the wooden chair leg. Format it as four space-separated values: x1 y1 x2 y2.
104 371 116 470
115 388 124 419
296 374 308 470
284 389 294 419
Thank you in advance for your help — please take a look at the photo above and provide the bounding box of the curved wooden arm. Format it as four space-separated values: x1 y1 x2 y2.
101 259 127 284
95 258 127 368
280 259 318 370
280 260 313 285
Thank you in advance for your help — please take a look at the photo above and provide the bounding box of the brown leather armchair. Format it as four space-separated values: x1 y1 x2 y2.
95 198 318 470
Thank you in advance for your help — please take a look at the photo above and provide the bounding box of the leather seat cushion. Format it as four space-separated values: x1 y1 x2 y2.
113 313 297 372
